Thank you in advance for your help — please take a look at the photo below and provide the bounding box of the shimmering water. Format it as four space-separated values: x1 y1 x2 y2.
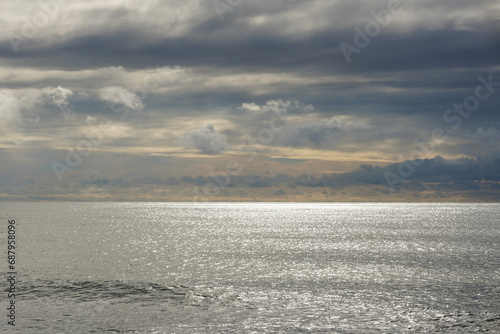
1 202 499 333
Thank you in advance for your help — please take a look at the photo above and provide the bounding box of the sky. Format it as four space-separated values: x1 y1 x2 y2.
0 0 499 201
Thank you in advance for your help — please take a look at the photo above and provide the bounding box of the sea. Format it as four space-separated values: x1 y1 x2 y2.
1 202 499 333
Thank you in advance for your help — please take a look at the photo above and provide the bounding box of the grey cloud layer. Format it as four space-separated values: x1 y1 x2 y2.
0 0 499 196
2 0 499 69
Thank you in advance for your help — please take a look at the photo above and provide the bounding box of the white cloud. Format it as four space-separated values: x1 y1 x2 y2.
264 99 294 115
99 86 144 111
0 91 21 123
239 102 262 112
238 99 313 116
86 115 97 125
41 86 73 106
0 87 74 125
41 86 74 118
179 124 231 154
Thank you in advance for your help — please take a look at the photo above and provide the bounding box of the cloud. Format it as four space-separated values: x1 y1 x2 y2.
36 86 74 120
442 127 500 160
470 127 500 146
239 102 262 112
0 0 499 200
0 87 74 125
86 115 97 125
238 99 314 116
0 91 21 124
179 124 231 154
254 155 498 191
276 116 371 148
99 86 144 111
41 86 73 108
1 0 498 75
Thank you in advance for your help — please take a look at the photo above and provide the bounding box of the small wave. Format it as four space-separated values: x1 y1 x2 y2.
19 279 207 304
386 309 500 332
429 311 500 332
17 278 254 333
18 278 254 310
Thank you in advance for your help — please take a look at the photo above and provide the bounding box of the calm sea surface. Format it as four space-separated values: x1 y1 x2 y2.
1 202 499 333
